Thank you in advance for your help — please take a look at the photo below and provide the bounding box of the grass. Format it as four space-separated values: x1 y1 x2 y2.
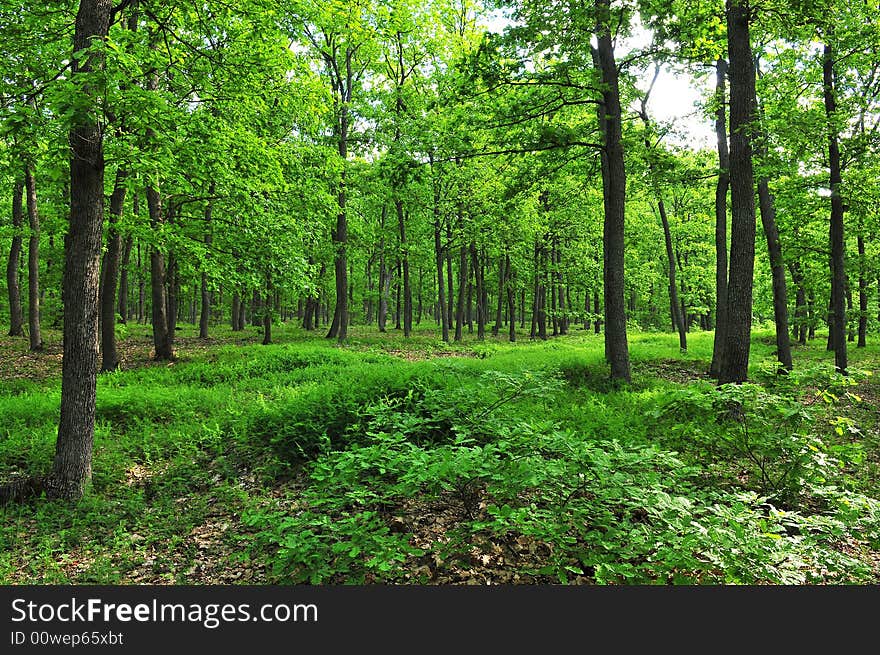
1 321 878 584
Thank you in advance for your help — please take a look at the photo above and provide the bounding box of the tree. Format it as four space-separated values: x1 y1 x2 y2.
719 0 757 384
48 0 113 500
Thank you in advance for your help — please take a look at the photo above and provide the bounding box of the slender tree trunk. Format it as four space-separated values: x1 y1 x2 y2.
7 179 24 337
100 168 126 371
857 230 867 348
446 222 454 329
432 163 449 342
719 2 757 384
471 243 485 339
397 200 412 337
45 0 112 501
754 62 792 371
262 290 272 345
118 234 133 323
493 254 506 336
199 196 213 339
24 164 42 351
136 242 144 323
550 241 558 337
455 244 467 342
506 254 516 342
711 58 730 377
639 87 686 353
417 266 423 325
756 181 792 370
846 277 854 343
233 293 242 330
788 261 807 345
824 40 847 374
327 77 350 341
165 249 178 336
594 0 630 381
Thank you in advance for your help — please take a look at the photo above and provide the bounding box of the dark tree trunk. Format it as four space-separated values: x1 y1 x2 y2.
416 266 423 325
789 261 807 345
471 243 485 339
719 2 757 384
146 189 172 359
7 179 24 337
262 290 272 345
100 168 126 371
493 254 506 336
594 291 601 334
754 61 792 371
846 278 854 343
394 258 402 330
506 254 516 342
857 230 867 348
233 293 242 330
166 249 178 335
24 164 42 351
594 0 630 381
660 199 686 352
397 200 412 337
711 58 730 377
46 0 113 501
550 241 558 337
756 181 792 370
118 234 133 323
454 244 467 342
639 88 686 353
136 242 144 323
199 197 213 339
824 41 847 374
446 222 454 329
432 165 449 342
327 74 350 341
364 255 374 325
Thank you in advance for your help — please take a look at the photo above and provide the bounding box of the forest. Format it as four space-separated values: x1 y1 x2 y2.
0 0 878 585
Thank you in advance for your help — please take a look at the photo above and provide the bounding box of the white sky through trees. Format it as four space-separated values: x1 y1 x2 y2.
482 10 716 151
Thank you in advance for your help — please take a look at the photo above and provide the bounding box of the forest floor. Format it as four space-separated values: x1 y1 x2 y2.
1 323 878 584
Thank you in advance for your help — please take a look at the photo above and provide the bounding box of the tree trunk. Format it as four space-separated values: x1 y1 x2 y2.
7 179 24 337
719 2 757 384
327 63 351 342
24 164 42 351
262 290 272 345
506 254 516 342
165 249 178 335
639 88 686 353
100 168 126 371
711 58 730 378
824 40 847 374
432 165 449 342
233 293 242 330
754 60 792 372
788 261 807 345
397 200 412 337
454 244 467 342
136 242 144 323
118 234 133 323
471 243 485 339
857 230 867 348
493 254 506 336
756 181 792 370
146 188 172 359
199 197 213 339
594 0 630 381
46 0 113 501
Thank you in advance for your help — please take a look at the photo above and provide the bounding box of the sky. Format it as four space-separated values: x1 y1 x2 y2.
482 10 717 152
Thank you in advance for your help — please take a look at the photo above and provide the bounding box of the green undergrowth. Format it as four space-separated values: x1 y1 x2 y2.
1 327 878 584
